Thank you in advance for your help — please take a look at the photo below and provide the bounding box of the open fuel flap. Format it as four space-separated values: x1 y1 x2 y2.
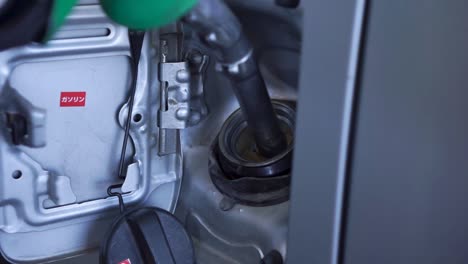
0 4 182 263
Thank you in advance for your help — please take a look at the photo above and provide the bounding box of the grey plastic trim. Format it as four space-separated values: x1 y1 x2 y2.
285 1 365 263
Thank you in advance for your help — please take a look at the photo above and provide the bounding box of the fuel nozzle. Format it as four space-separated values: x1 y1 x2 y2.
184 0 287 158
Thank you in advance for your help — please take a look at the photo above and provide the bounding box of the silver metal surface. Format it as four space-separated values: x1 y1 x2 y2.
176 148 289 262
157 35 179 156
158 40 209 128
0 4 181 263
175 3 301 263
215 49 253 75
186 50 209 126
158 61 191 129
157 38 209 155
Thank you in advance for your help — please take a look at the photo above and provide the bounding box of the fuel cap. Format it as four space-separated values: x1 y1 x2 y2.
100 207 195 264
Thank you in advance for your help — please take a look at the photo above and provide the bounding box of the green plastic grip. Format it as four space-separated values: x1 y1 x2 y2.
99 0 198 30
45 0 78 41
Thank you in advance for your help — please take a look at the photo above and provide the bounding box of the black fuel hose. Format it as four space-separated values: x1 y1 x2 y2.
184 0 287 158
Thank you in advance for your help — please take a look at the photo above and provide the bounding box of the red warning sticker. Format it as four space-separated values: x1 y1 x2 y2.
60 91 86 107
118 259 131 264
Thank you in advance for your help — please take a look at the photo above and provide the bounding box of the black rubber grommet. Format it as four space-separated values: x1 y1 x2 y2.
210 144 291 206
209 101 295 206
217 101 295 179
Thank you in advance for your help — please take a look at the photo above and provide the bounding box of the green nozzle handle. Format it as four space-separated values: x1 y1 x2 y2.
99 0 197 30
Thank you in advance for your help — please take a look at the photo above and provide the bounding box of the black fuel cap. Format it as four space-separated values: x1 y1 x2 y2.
100 207 195 264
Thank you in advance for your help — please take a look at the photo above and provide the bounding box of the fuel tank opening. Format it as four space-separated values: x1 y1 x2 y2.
209 101 295 207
